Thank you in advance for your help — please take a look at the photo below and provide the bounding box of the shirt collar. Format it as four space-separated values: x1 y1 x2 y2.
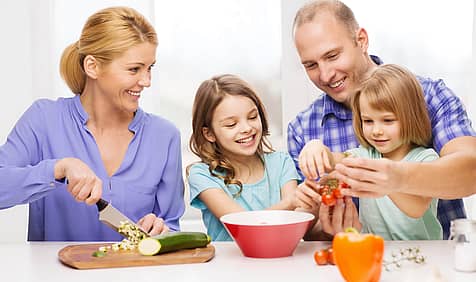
322 94 352 122
129 108 144 133
72 94 145 133
370 55 383 65
72 94 88 125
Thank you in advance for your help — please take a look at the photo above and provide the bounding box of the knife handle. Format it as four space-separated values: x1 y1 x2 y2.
96 198 109 212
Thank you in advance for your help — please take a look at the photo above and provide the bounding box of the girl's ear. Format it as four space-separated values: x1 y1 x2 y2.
202 127 216 142
83 55 99 79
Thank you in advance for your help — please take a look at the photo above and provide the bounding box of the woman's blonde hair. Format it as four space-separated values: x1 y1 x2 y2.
351 64 432 148
189 74 274 197
60 6 157 94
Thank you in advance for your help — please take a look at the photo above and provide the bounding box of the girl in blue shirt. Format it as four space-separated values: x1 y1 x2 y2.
188 74 300 241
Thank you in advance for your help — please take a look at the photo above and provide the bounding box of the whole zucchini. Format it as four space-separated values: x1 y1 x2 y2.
138 231 211 256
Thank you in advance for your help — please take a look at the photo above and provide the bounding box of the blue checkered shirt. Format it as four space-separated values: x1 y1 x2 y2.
287 56 476 239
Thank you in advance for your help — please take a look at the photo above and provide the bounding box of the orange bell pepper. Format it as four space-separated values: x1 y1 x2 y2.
332 228 384 282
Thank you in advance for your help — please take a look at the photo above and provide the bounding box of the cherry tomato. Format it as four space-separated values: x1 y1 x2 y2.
313 249 329 265
339 182 350 189
322 194 336 206
327 248 335 265
318 187 328 195
332 188 344 199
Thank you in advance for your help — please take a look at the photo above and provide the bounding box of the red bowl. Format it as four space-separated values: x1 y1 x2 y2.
220 210 314 258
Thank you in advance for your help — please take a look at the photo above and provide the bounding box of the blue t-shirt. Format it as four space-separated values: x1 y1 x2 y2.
188 151 299 241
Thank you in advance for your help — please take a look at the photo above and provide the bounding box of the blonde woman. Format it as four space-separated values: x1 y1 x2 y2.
0 7 184 241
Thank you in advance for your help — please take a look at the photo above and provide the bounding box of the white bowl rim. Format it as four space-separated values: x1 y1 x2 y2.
220 210 315 226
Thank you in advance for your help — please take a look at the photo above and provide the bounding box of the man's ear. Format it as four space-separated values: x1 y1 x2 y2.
202 127 216 142
83 55 99 79
355 27 369 52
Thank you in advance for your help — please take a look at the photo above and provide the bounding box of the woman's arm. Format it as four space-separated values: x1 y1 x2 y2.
0 101 65 208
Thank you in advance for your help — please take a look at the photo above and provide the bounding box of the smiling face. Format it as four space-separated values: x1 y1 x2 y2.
204 94 263 162
94 42 156 114
294 13 374 106
359 95 411 160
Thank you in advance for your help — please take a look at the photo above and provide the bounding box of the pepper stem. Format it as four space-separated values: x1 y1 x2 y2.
344 227 359 234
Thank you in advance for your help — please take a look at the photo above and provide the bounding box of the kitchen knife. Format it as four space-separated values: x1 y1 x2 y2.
96 198 148 238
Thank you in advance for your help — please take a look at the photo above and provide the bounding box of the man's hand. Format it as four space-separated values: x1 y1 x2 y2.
333 157 405 198
320 196 362 235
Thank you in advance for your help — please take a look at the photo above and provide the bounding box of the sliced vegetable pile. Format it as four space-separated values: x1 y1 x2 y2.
92 221 210 257
93 221 148 257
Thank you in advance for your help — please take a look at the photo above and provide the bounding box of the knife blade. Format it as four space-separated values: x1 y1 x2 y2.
96 198 149 238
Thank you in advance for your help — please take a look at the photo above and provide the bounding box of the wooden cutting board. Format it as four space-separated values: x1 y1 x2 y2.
58 243 215 269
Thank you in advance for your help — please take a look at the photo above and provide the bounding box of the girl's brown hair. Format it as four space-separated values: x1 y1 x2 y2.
60 6 157 94
189 74 274 197
352 64 432 148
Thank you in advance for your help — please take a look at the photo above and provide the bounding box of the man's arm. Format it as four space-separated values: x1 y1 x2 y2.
405 136 476 198
335 136 476 199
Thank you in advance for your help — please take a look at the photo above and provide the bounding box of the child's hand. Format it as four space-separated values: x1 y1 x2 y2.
298 139 334 180
295 179 322 212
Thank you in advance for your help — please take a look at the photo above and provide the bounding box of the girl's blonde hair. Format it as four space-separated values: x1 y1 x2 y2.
60 6 157 94
352 64 432 148
189 74 274 197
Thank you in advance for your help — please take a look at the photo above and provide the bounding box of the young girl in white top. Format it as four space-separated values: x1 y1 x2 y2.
188 74 299 241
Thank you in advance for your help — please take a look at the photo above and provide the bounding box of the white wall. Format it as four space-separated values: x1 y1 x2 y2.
0 1 36 242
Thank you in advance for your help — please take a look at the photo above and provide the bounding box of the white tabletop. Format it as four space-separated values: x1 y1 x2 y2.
2 240 475 282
